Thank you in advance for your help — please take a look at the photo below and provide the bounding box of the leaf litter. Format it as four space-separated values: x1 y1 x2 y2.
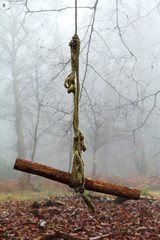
0 195 159 239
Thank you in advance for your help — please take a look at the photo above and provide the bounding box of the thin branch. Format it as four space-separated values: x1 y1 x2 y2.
115 0 140 90
44 103 72 115
105 90 160 118
88 64 134 105
133 91 159 134
83 87 97 124
122 2 160 28
24 0 94 14
51 61 70 82
36 230 85 240
80 0 99 99
94 30 121 66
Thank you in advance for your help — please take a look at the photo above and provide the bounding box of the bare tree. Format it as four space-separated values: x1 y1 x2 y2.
1 0 160 179
21 47 60 182
0 6 27 159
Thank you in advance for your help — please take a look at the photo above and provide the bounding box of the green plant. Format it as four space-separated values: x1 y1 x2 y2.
3 231 8 238
33 182 42 192
140 186 151 196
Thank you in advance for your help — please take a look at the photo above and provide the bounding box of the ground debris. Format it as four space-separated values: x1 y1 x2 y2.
0 196 159 239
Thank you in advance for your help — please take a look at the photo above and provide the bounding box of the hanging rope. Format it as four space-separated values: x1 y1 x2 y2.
64 0 95 213
75 0 77 34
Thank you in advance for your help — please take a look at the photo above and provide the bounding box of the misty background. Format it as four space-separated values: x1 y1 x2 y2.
0 0 160 181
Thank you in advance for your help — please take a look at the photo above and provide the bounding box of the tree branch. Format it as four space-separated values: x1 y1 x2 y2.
80 0 99 99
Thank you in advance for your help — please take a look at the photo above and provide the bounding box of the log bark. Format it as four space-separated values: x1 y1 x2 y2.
14 158 140 200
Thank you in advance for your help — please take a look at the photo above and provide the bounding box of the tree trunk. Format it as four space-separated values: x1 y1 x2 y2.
92 149 97 177
13 69 26 160
68 128 73 173
28 102 41 184
14 158 140 200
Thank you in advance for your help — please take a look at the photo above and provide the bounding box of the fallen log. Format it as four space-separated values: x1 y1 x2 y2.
14 158 140 200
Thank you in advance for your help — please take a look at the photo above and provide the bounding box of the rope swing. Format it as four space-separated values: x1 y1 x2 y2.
64 0 95 213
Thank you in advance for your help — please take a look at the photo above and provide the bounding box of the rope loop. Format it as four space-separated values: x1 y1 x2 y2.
64 73 75 94
64 34 80 94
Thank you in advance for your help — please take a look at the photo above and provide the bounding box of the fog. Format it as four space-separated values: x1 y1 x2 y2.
0 0 160 180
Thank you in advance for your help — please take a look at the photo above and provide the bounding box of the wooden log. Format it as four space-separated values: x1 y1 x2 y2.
14 158 140 200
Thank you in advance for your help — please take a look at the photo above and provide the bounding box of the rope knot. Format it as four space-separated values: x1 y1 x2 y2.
69 34 80 72
70 150 84 189
73 130 87 153
79 131 87 152
64 72 75 94
64 34 80 94
69 34 80 54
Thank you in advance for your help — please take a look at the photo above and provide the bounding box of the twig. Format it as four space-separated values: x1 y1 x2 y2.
35 231 85 240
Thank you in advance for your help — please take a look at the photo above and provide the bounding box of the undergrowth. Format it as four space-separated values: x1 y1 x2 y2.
0 176 159 202
0 190 71 202
0 176 70 201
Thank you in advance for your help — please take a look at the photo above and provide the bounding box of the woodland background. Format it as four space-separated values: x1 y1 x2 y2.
0 0 160 184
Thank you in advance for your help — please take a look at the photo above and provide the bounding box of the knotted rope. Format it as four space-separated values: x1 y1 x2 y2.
64 0 95 213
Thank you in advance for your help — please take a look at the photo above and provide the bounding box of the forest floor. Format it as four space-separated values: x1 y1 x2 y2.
0 176 160 239
0 194 160 240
